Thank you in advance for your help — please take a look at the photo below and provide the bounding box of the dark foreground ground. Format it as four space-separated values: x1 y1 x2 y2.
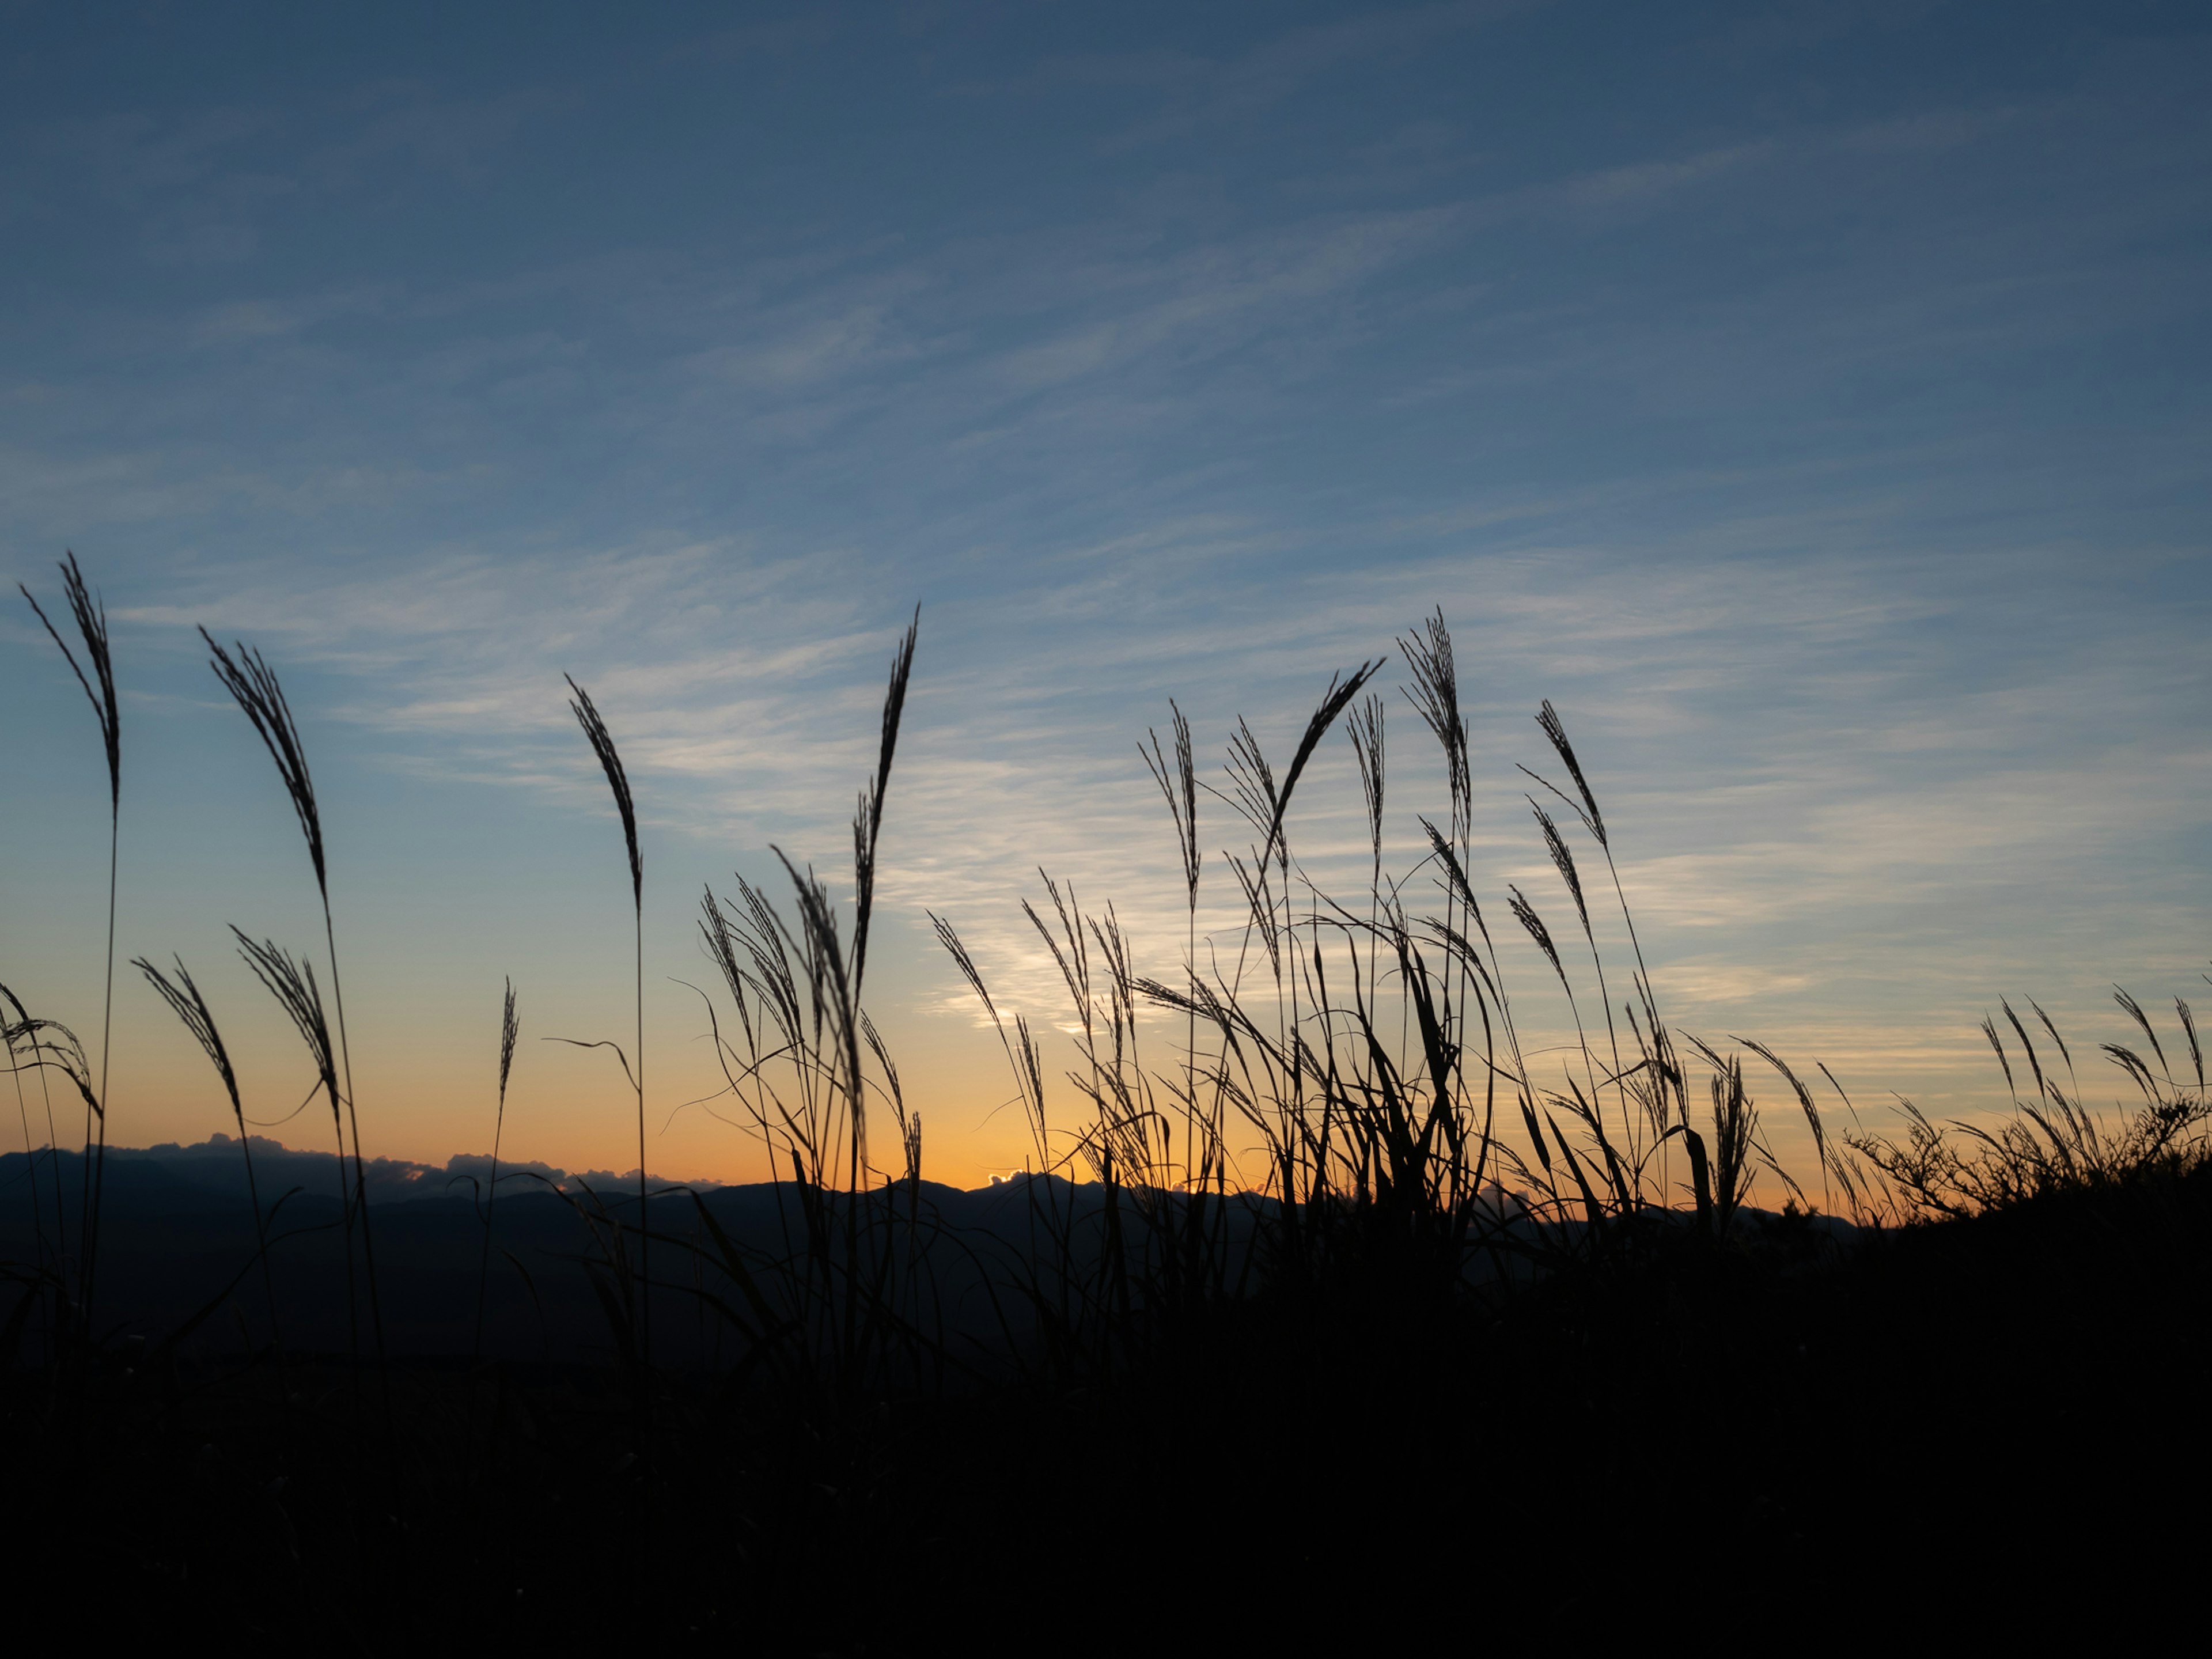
5 1161 2208 1650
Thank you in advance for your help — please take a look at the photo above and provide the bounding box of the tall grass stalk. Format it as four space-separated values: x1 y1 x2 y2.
1142 699 1224 1295
473 978 520 1367
688 612 930 1397
202 632 387 1376
232 930 355 1373
20 554 119 1338
132 955 282 1350
0 1012 107 1370
565 675 646 1371
1 981 59 1293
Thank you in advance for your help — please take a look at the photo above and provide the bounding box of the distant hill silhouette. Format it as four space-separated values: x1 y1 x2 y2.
0 1137 1276 1365
2 1135 1858 1370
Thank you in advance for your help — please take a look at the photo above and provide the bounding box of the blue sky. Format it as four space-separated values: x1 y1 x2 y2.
3 1 2207 1187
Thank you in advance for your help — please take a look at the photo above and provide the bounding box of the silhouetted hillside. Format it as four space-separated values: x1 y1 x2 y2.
1 1139 1283 1366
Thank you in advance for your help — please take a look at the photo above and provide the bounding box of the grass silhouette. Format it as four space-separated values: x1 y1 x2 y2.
19 554 118 1343
3 593 2207 1644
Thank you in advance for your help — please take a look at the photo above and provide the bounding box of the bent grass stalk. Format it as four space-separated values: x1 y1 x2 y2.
20 553 119 1340
565 674 646 1372
232 930 355 1372
5 1022 107 1265
1 980 58 1293
202 631 388 1377
132 954 282 1350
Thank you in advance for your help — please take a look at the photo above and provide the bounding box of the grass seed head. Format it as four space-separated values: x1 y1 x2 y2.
21 551 119 810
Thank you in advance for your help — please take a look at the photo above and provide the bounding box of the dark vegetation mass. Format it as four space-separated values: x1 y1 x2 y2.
5 561 2207 1647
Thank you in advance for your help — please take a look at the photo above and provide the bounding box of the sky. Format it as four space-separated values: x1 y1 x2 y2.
2 0 2207 1193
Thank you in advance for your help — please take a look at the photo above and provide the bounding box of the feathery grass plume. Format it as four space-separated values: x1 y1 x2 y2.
8 1016 102 1126
202 630 385 1378
1982 1015 2017 1098
1419 812 1528 1162
1225 851 1283 980
773 851 866 1176
22 552 120 1331
2000 1000 2049 1103
564 672 649 1372
1505 875 1611 1146
474 978 520 1366
2112 985 2171 1087
21 553 118 811
2101 1040 2160 1102
1221 717 1280 857
2029 997 2081 1099
1142 698 1206 1196
1256 660 1384 873
1520 700 1639 987
1736 1033 1832 1217
134 955 281 1347
1397 615 1496 1210
566 674 642 905
1397 608 1468 836
1677 1036 1796 1233
860 1007 921 1188
1531 794 1633 1147
850 608 918 1001
1706 1054 1753 1236
1531 699 1605 848
1506 885 1566 988
1024 873 1094 1040
1531 802 1588 936
1418 816 1488 940
202 631 324 892
1801 1060 1880 1224
929 912 998 1024
1139 699 1201 910
1215 715 1296 1157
